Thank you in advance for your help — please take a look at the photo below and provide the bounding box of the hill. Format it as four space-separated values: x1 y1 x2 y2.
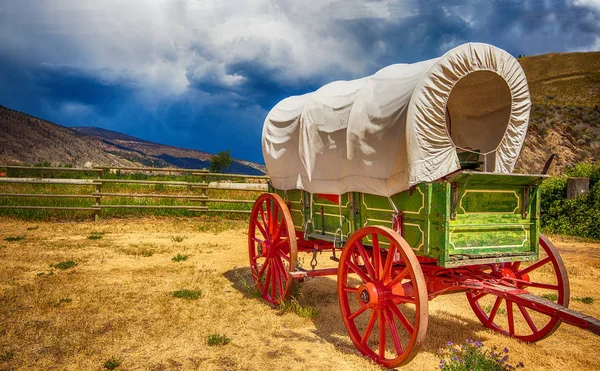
514 51 600 174
0 105 266 175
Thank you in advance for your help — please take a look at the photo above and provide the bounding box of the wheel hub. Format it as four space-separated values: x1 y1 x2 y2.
357 282 383 307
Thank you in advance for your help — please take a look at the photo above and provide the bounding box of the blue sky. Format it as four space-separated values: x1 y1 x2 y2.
0 0 599 163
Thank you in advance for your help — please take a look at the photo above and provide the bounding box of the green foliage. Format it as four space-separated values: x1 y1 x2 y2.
438 340 524 371
279 297 319 318
540 162 600 240
0 351 14 362
88 232 105 240
171 253 188 262
104 357 121 370
51 260 77 270
207 334 231 346
541 293 558 301
170 235 185 243
52 297 72 307
209 150 232 173
4 235 25 242
172 289 201 300
573 296 595 304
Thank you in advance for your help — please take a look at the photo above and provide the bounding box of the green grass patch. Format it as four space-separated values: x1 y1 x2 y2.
279 297 319 318
0 351 14 362
26 226 39 230
172 289 201 300
483 304 506 315
207 334 231 346
171 235 185 243
541 293 558 301
103 356 121 370
51 260 77 270
87 232 105 240
52 297 72 307
573 296 595 304
171 253 188 262
4 236 25 242
233 269 261 298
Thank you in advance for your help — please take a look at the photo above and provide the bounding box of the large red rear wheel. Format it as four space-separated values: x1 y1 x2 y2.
248 193 297 305
467 234 570 342
337 226 428 368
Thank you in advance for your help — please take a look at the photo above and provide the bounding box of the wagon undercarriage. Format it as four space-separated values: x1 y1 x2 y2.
248 192 600 368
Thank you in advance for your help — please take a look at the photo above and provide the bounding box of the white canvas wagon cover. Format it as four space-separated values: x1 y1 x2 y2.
262 43 530 197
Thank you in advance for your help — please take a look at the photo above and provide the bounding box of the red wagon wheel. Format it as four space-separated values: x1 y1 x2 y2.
466 234 570 342
337 226 428 368
248 193 297 305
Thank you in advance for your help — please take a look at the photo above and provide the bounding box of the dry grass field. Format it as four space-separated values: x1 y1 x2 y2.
0 216 598 370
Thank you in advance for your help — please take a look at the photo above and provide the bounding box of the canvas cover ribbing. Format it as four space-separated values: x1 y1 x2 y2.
262 43 531 197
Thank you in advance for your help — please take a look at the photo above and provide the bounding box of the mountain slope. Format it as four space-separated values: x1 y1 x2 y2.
514 51 600 175
0 105 266 174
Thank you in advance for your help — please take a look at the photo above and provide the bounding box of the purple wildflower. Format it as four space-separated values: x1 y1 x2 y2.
518 362 525 368
501 355 509 363
475 340 483 348
447 341 454 346
504 347 509 353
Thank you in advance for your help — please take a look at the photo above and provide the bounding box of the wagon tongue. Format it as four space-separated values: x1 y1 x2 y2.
484 284 600 336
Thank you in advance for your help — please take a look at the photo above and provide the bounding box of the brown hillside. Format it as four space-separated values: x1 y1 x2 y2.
0 106 139 167
514 51 600 175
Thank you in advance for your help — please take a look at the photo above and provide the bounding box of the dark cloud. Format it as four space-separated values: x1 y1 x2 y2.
0 0 598 164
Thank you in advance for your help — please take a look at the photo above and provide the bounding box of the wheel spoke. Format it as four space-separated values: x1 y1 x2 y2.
273 213 285 242
346 259 371 283
361 310 377 345
385 307 403 356
275 260 285 297
507 301 515 336
262 264 272 297
348 305 369 320
471 291 487 302
382 242 396 283
258 259 268 278
518 304 539 333
387 268 409 288
372 234 382 280
378 309 386 359
274 257 288 285
270 262 277 299
519 257 551 276
255 218 268 239
389 294 416 305
274 237 290 250
355 241 376 279
388 302 414 334
258 204 269 237
342 286 358 293
276 248 291 262
488 297 502 324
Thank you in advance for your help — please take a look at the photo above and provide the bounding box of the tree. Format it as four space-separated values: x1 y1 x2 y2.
210 150 232 173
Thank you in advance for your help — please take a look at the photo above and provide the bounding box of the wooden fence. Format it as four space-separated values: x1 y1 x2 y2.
0 165 269 220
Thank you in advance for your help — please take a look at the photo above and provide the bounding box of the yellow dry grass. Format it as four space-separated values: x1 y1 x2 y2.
0 217 599 370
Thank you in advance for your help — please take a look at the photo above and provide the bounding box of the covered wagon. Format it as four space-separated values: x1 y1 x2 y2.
248 43 599 368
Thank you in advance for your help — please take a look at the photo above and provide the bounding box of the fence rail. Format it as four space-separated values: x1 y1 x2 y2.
0 165 268 220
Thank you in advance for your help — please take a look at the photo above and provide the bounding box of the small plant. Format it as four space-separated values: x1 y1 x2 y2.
172 253 188 262
51 261 77 270
233 268 261 298
207 333 231 346
438 340 524 371
4 236 25 242
573 296 595 304
104 356 121 370
171 235 185 243
172 289 201 300
0 351 14 362
483 304 506 315
541 293 558 301
26 226 39 230
88 232 105 240
279 297 319 318
0 245 6 249
53 298 72 307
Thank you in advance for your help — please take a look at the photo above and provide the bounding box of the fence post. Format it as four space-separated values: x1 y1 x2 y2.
94 181 102 222
201 171 208 213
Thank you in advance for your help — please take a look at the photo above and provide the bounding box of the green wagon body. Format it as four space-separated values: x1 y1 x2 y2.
271 170 545 268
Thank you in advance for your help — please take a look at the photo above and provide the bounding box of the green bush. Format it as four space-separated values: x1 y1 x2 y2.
438 340 524 371
540 163 600 240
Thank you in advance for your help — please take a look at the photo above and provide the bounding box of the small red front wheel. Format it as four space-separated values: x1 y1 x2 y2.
466 234 570 342
248 193 297 305
337 226 428 368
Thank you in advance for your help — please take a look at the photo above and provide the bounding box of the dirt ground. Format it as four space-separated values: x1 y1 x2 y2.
0 217 598 370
